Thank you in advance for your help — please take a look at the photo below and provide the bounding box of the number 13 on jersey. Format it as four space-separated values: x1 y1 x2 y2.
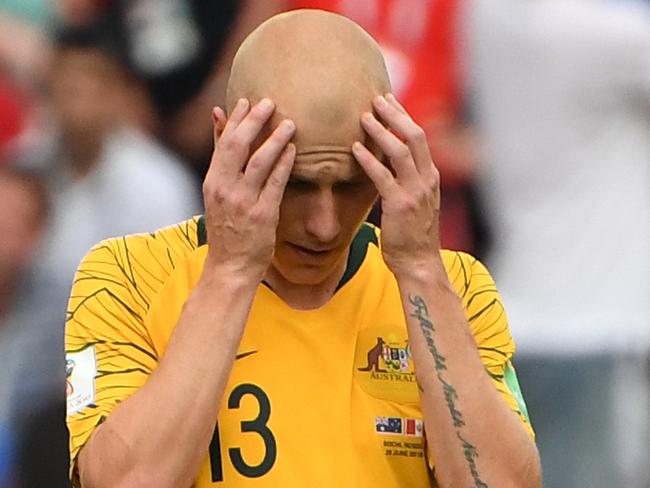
209 383 277 482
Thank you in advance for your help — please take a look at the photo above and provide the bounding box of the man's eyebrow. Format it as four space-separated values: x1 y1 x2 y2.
287 173 314 183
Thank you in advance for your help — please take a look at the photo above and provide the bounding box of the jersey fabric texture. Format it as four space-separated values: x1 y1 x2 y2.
66 216 533 487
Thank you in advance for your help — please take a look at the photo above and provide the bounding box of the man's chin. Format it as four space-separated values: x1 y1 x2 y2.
268 262 336 286
267 251 348 288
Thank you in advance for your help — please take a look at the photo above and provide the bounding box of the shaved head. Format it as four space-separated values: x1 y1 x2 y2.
227 9 391 152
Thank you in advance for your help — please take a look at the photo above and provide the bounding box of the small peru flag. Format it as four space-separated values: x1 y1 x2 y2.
405 418 424 437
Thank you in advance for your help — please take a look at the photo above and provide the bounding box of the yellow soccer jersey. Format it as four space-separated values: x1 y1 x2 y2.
66 217 533 487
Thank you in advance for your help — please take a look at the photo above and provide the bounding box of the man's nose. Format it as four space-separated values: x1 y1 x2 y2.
304 189 341 244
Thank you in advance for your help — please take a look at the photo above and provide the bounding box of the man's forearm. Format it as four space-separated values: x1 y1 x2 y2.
78 268 259 488
76 92 296 487
396 261 541 488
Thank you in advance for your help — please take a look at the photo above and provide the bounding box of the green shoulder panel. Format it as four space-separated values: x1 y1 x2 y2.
504 362 532 424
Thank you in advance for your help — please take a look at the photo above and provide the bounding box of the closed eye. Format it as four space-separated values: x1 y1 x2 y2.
334 180 365 192
286 178 318 192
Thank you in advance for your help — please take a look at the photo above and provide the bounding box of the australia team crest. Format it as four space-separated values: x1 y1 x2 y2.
354 329 419 403
358 337 412 374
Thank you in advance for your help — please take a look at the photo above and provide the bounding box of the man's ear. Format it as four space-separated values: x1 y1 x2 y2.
211 106 228 142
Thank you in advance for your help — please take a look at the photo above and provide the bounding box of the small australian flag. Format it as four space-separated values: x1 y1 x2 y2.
375 416 403 434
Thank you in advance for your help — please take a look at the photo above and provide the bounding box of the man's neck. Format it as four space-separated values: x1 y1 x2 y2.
263 252 349 310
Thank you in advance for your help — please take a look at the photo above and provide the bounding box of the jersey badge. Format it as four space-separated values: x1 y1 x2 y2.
66 346 97 415
354 330 419 403
357 336 412 375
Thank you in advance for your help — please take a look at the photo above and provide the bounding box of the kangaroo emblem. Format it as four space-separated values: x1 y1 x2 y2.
358 337 387 372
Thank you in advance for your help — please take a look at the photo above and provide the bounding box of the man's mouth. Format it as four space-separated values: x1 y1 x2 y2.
287 242 335 258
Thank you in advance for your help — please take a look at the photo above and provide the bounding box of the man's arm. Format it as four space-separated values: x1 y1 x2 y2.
76 269 257 488
353 93 541 487
75 98 296 488
396 264 539 487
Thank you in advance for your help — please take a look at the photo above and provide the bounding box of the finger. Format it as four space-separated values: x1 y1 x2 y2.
258 142 296 206
352 140 397 198
228 98 276 149
217 98 275 177
385 93 407 114
212 106 227 145
373 95 434 177
204 106 232 184
244 119 296 189
221 98 250 136
361 112 418 184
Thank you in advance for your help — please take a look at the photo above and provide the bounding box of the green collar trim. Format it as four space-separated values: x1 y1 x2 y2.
196 216 377 290
336 223 378 290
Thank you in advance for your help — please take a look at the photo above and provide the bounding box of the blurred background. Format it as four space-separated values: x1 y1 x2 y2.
0 1 647 487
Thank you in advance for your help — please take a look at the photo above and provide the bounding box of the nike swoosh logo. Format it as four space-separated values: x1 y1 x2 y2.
235 350 258 360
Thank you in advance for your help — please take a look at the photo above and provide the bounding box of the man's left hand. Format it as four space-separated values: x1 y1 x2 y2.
353 94 442 278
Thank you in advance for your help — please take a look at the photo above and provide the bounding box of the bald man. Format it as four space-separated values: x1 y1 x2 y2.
65 9 540 488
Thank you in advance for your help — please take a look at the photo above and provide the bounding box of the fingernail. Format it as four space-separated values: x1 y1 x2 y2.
237 98 248 108
361 112 374 124
375 95 388 108
352 141 363 152
281 119 295 133
259 98 274 112
386 93 396 102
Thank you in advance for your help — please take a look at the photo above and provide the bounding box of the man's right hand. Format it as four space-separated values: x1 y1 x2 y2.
77 99 295 488
202 98 296 280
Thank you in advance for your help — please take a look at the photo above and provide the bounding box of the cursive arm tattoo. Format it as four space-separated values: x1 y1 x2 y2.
409 294 488 488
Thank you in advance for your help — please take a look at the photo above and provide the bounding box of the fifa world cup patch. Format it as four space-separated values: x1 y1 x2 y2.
66 346 97 415
375 416 423 437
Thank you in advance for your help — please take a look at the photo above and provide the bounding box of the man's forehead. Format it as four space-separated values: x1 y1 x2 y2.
268 100 369 151
295 144 352 157
291 148 364 182
268 104 384 182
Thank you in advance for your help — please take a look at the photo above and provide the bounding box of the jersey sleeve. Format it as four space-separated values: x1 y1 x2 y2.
65 237 160 483
446 252 534 438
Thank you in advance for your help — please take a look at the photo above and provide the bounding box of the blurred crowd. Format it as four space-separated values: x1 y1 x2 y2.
0 1 648 487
